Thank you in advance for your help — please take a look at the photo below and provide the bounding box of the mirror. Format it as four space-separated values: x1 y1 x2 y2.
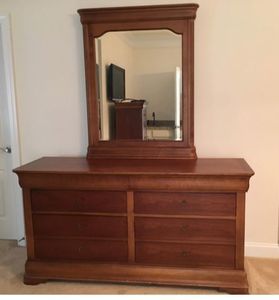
95 30 182 141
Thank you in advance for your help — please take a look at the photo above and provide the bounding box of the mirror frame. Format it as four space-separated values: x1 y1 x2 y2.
78 4 198 159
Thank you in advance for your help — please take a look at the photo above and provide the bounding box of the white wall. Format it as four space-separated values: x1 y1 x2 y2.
0 0 279 257
133 46 181 120
194 0 279 257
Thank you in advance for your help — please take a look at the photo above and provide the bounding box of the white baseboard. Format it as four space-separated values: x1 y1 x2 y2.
245 242 279 258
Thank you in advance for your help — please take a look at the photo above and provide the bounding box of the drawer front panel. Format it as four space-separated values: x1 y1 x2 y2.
136 242 235 268
35 239 128 262
33 215 127 238
134 192 236 216
31 190 127 213
135 217 235 242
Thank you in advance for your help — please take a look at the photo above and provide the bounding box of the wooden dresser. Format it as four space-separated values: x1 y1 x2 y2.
14 157 254 293
115 101 147 140
14 3 254 294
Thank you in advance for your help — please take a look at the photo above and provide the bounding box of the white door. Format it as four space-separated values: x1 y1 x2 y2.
0 16 24 241
0 112 16 238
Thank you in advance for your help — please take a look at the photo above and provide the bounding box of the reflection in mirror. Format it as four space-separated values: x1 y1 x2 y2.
95 30 182 141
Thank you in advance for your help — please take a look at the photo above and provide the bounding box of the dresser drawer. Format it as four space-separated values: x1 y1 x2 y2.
134 192 236 216
136 242 235 268
35 238 128 262
135 217 235 242
33 215 127 238
31 190 127 213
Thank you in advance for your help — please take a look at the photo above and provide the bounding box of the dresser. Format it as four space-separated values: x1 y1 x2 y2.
115 101 146 140
14 3 254 294
14 157 253 293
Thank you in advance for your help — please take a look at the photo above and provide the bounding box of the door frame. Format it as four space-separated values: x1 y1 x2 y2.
0 15 24 244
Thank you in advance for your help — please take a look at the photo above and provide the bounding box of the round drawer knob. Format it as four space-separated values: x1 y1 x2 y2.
77 222 88 231
74 199 81 209
180 225 188 232
181 251 188 257
181 200 187 205
74 197 84 210
78 246 83 253
77 223 82 230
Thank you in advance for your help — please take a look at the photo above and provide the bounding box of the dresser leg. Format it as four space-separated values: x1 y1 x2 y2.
24 274 47 285
218 287 249 294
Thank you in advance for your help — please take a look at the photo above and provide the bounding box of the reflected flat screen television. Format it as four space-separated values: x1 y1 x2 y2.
108 64 125 102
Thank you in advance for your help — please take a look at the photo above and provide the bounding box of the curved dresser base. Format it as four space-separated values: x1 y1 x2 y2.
24 260 249 294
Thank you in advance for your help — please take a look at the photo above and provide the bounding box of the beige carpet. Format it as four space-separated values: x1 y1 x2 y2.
0 240 278 294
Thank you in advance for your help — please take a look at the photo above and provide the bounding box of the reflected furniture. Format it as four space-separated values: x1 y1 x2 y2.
147 120 175 140
115 101 146 140
14 3 254 294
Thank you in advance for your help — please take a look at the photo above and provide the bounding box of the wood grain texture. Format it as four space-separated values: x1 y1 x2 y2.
134 214 235 220
14 158 254 193
34 239 128 262
135 217 235 242
14 157 254 176
134 192 236 216
33 214 127 239
25 260 249 290
235 192 246 269
135 242 235 268
78 4 199 24
22 188 35 259
31 190 127 213
17 173 251 192
127 191 135 262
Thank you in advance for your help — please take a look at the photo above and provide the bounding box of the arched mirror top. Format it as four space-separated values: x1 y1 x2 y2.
78 4 199 160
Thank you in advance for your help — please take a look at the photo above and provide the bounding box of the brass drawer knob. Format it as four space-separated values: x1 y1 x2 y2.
74 198 84 209
77 222 88 231
181 251 188 257
180 225 188 232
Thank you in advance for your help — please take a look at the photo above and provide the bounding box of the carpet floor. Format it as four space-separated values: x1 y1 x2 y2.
0 240 278 294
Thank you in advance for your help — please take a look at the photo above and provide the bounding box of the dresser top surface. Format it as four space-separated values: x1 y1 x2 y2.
14 157 254 177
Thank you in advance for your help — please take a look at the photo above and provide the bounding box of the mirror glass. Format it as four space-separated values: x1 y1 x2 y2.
95 30 182 141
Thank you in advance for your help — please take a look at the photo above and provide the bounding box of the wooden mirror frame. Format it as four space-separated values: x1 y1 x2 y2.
78 4 199 160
